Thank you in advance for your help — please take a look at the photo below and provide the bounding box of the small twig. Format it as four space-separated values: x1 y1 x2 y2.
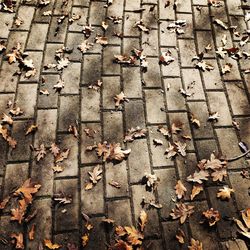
226 149 250 162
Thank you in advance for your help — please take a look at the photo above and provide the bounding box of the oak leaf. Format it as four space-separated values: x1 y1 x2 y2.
124 226 144 246
217 186 234 200
44 239 61 249
114 92 128 107
55 148 70 163
187 170 209 184
190 184 203 201
188 238 203 250
175 180 187 199
202 208 220 226
170 203 194 224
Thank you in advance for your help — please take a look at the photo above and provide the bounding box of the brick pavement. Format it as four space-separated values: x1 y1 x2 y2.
0 0 250 249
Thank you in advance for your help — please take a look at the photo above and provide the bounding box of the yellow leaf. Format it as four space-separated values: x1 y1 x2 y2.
44 239 61 249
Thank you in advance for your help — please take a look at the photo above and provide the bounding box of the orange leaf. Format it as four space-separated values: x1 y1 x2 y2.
44 239 61 249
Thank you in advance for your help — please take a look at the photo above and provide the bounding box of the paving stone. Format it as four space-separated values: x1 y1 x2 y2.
82 54 102 85
221 239 248 250
8 120 32 162
178 39 196 67
54 178 79 231
142 57 162 87
196 31 216 58
54 0 73 15
20 51 43 82
31 153 54 196
125 100 146 129
15 5 35 31
0 13 15 39
145 89 166 124
62 62 81 94
69 7 88 32
182 68 205 100
159 0 175 20
107 0 124 17
124 12 140 37
201 59 224 90
188 102 214 139
89 1 106 25
105 161 129 198
26 23 49 51
148 126 175 167
56 134 78 177
48 17 68 43
159 21 177 47
189 201 220 250
177 13 194 39
54 232 79 250
168 112 195 151
58 95 79 131
81 167 103 215
15 83 37 118
102 76 121 109
81 87 100 122
175 0 192 13
123 37 140 55
234 117 250 145
34 0 55 23
66 32 84 62
142 4 158 29
123 67 142 98
3 163 29 197
38 74 60 108
207 92 232 126
216 128 248 169
6 31 28 51
162 222 189 249
131 185 160 237
194 6 211 30
34 109 57 147
195 139 219 160
164 78 186 111
155 168 176 218
219 57 242 81
227 0 244 15
103 46 121 75
161 48 180 77
0 140 7 177
229 171 250 211
207 186 238 239
142 30 159 57
229 16 247 41
27 199 52 250
125 0 140 11
225 82 250 116
105 22 123 46
73 0 90 6
103 111 124 143
127 139 151 183
81 123 102 164
0 94 15 114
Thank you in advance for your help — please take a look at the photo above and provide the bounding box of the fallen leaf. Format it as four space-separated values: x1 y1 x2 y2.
88 165 102 184
95 36 108 45
50 143 60 157
188 238 203 250
191 184 203 200
143 173 159 191
208 112 220 121
109 180 121 189
55 149 70 163
175 180 187 199
53 79 65 92
52 165 64 173
25 124 38 135
202 208 220 226
159 50 175 65
68 124 78 138
153 139 163 146
28 224 35 241
81 234 89 247
35 144 47 162
217 186 234 200
176 228 185 244
11 233 24 249
214 19 228 30
139 210 147 232
222 63 232 74
1 113 13 125
114 92 128 107
44 239 61 249
124 127 147 142
125 226 144 246
187 170 209 184
0 196 10 210
170 203 194 224
78 41 93 53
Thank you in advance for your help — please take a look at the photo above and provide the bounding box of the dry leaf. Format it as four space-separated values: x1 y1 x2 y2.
68 124 78 138
82 234 89 247
187 170 209 184
214 19 228 30
191 184 203 200
0 196 10 210
1 113 13 125
11 233 24 249
95 36 108 45
202 208 220 226
170 203 194 224
159 51 175 65
153 139 163 146
176 228 185 244
188 238 203 250
50 143 60 157
143 173 159 191
139 210 147 232
25 124 38 135
175 180 187 199
124 127 147 142
109 180 121 189
52 165 64 173
114 92 128 107
78 41 93 53
44 239 61 249
88 165 102 184
217 186 234 200
124 226 144 246
222 63 232 75
55 149 70 163
53 79 65 92
28 224 35 241
35 144 47 162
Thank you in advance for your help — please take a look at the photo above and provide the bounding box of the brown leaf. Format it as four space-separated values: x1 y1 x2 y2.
170 203 194 224
109 180 121 189
187 170 209 184
157 125 171 138
109 240 132 250
25 124 38 135
88 165 102 184
139 210 147 232
175 180 187 199
211 168 227 182
9 107 24 116
0 196 10 210
14 179 41 204
50 143 60 157
114 92 128 107
78 41 93 53
11 233 24 249
68 124 78 138
52 165 64 173
188 238 203 250
174 141 187 157
217 186 234 200
35 144 47 162
242 208 250 229
44 239 61 249
28 224 35 241
55 149 70 163
124 226 144 246
102 218 115 224
159 50 175 65
176 228 185 244
53 79 65 92
124 127 147 142
85 182 93 190
153 139 163 146
1 113 13 125
202 208 220 226
165 142 177 159
190 184 203 201
95 36 108 45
